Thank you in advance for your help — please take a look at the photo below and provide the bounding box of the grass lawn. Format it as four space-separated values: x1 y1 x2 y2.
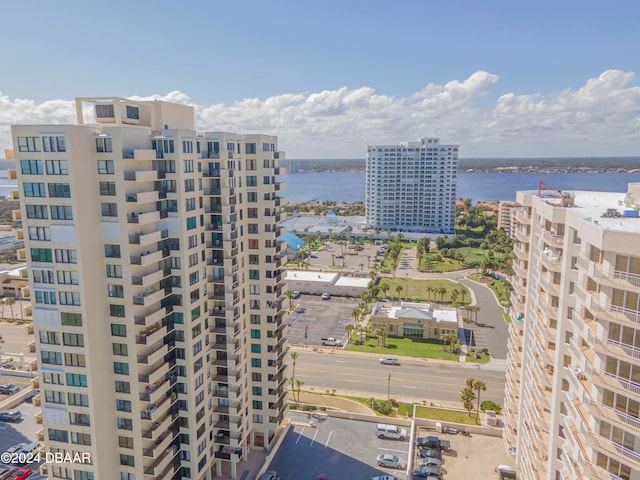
415 405 480 425
376 278 470 304
487 279 512 307
346 335 459 361
339 394 414 417
504 312 512 323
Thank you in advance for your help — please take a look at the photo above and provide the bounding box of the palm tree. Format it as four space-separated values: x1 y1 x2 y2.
450 289 459 305
286 290 295 309
5 297 15 320
290 351 298 383
395 285 403 301
359 263 364 272
344 325 354 344
426 287 434 301
381 283 390 299
460 387 476 417
379 326 388 347
374 328 383 346
471 305 481 323
296 379 304 407
441 333 450 352
473 379 487 424
290 375 297 406
331 254 335 266
0 298 5 319
351 308 360 327
460 288 467 304
439 287 447 302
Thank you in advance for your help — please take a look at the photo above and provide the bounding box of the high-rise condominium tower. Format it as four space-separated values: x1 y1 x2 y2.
365 138 458 233
504 183 640 480
11 97 287 480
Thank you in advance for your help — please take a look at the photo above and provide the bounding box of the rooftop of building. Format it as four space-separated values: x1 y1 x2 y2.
333 276 371 288
285 271 339 283
372 301 458 324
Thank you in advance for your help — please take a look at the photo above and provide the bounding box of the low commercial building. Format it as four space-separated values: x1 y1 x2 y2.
370 301 457 339
285 270 370 297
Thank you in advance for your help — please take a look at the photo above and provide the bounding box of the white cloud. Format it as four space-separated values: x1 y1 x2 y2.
2 70 640 158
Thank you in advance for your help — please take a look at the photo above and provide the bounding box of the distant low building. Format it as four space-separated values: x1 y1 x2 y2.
285 270 370 297
370 301 457 340
497 201 521 238
0 265 29 298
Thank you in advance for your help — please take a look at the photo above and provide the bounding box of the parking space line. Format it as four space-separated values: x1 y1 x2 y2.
296 428 305 444
401 385 417 389
310 428 319 446
346 379 361 383
325 431 332 448
377 447 407 453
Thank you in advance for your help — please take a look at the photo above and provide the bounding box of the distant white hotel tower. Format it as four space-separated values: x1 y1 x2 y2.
365 138 458 233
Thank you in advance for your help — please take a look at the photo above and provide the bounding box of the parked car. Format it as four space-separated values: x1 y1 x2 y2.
418 457 442 467
375 424 407 440
415 435 451 450
321 293 330 300
309 255 318 259
3 443 26 457
11 468 32 480
24 390 39 403
0 410 22 422
257 471 279 480
320 337 342 347
0 384 19 395
412 466 443 478
371 476 401 480
355 246 364 251
376 454 406 469
0 466 15 480
335 255 344 259
379 357 400 365
416 448 442 459
292 291 300 299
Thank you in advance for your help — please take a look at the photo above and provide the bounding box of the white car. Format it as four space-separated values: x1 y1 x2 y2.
379 357 400 365
372 476 401 480
321 293 330 300
418 457 442 467
376 453 406 469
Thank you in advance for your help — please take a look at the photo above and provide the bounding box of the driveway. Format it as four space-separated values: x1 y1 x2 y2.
393 247 509 360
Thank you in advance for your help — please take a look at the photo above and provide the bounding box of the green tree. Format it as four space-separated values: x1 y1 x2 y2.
344 324 354 344
450 289 459 304
5 297 15 320
290 351 298 386
460 387 476 417
439 287 447 302
381 283 390 299
395 285 403 301
286 290 295 309
296 379 304 407
473 379 487 424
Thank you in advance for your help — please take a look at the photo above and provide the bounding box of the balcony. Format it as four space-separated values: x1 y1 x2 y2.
143 444 179 477
128 210 161 226
540 251 562 272
542 229 564 247
587 431 640 468
124 169 158 182
129 229 164 246
593 369 640 396
589 399 640 434
133 287 167 307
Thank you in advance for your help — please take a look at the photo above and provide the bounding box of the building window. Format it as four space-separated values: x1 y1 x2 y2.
99 182 116 196
39 331 59 345
111 324 126 337
57 270 80 285
73 470 94 480
61 312 82 326
186 216 197 230
68 393 89 407
69 413 90 426
117 418 133 430
113 362 129 375
20 159 43 175
251 358 261 368
48 183 71 198
50 205 73 220
184 159 194 173
115 381 130 394
118 436 134 449
33 269 55 284
63 333 84 347
186 198 196 211
108 284 124 298
26 204 48 219
66 373 88 387
23 182 46 197
28 226 50 241
55 249 77 263
116 400 131 412
251 344 261 353
59 291 81 306
45 160 68 175
184 178 195 191
182 140 193 154
18 136 42 152
101 203 117 217
48 428 69 443
252 400 263 409
64 353 86 367
95 137 113 153
248 239 259 249
104 244 121 258
41 351 62 365
112 343 128 356
119 455 135 467
35 290 56 305
97 159 114 174
247 192 258 202
106 265 122 278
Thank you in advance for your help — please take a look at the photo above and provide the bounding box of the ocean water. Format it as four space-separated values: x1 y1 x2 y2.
281 172 640 204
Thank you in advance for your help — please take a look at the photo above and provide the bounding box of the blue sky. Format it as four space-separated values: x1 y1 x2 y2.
1 0 640 158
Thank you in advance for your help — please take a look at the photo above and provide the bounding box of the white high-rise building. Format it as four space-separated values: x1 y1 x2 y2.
365 138 458 233
11 97 288 480
504 183 640 480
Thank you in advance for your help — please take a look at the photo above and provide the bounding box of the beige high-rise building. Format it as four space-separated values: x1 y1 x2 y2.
504 183 640 480
10 97 288 480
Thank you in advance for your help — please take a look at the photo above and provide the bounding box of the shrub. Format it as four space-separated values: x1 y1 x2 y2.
481 400 502 415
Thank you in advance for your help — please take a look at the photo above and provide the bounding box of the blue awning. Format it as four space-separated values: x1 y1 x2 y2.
280 232 306 251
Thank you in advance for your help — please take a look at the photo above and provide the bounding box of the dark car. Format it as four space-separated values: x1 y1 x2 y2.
417 448 442 459
415 436 440 448
335 255 344 259
412 466 443 478
0 384 19 395
24 390 39 403
257 471 279 480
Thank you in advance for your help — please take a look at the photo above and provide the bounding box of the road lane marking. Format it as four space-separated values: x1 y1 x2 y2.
310 428 319 446
401 386 417 389
296 428 305 444
377 447 406 453
345 380 361 383
325 431 332 447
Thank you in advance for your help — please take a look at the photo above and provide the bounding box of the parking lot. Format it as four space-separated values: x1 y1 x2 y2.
305 242 384 273
286 295 359 347
270 414 411 480
0 402 46 480
267 414 514 480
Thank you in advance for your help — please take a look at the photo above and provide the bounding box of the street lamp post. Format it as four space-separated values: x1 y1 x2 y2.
387 373 391 401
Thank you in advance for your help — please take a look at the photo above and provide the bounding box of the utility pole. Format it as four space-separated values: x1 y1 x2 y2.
387 373 391 401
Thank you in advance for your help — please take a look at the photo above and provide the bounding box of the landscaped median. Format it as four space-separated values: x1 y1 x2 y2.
345 335 459 361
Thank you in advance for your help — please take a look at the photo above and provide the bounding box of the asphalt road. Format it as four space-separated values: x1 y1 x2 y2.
292 350 505 405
